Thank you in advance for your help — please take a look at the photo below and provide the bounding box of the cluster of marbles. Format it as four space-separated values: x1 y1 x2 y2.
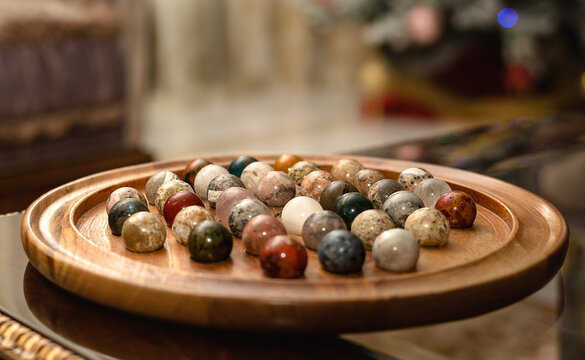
154 179 193 214
108 198 149 236
194 165 229 200
228 156 258 178
145 171 178 204
240 162 274 196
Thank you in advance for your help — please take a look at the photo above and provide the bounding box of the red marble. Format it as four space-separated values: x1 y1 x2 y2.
163 191 204 226
241 214 287 256
260 235 307 278
435 190 477 228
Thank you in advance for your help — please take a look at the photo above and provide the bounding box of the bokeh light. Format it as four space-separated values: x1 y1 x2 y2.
497 8 519 29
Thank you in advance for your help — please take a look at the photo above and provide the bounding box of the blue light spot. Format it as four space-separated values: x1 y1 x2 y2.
498 8 519 29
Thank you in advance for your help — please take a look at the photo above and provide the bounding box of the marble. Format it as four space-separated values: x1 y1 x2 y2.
288 161 320 186
172 205 215 246
372 229 419 272
318 230 365 274
414 178 452 208
367 179 404 209
183 159 211 185
215 187 256 226
300 170 335 201
241 214 287 256
228 155 258 177
382 190 424 228
257 171 296 207
330 159 364 182
163 190 204 226
301 210 346 250
240 161 274 196
352 168 385 195
319 181 358 210
188 220 232 262
404 207 450 247
350 209 395 250
332 192 373 228
435 190 477 228
105 187 147 214
273 154 303 173
108 198 149 235
398 167 433 191
121 212 166 253
193 164 229 200
260 235 308 278
280 196 323 235
145 170 179 205
207 174 245 209
154 179 194 214
228 198 271 238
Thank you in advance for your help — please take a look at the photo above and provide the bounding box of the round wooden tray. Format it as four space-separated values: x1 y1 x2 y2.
21 155 568 333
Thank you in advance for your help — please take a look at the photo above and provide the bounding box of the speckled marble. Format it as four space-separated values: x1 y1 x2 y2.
215 187 257 226
105 187 147 214
240 161 274 196
207 174 245 209
242 214 287 256
318 230 365 274
330 159 364 182
367 179 404 209
280 196 323 235
257 171 296 207
301 210 347 250
121 212 166 252
300 170 335 201
382 190 424 228
171 205 215 246
145 171 179 205
353 169 386 195
228 198 271 238
154 179 194 214
188 220 232 262
108 198 149 236
288 161 320 186
398 167 433 191
193 164 229 200
404 207 450 247
435 190 477 228
372 229 419 272
320 181 358 210
414 178 452 208
350 209 395 250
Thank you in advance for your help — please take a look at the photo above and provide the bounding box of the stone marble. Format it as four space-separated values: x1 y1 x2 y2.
257 171 296 207
330 159 364 182
121 212 166 253
404 207 450 247
301 210 347 250
172 205 215 246
435 190 477 228
414 178 452 208
163 191 204 226
145 170 179 205
319 181 358 210
105 187 147 214
241 214 287 256
228 198 271 238
300 170 335 201
332 192 373 228
193 164 229 200
318 230 365 274
188 220 232 262
108 198 149 236
288 161 320 186
367 179 404 209
280 196 323 235
382 190 424 228
207 174 245 209
352 168 385 195
183 159 211 185
350 209 395 250
228 155 258 177
241 161 274 196
260 235 307 278
398 167 433 191
273 154 303 173
154 179 194 215
215 187 256 226
372 229 419 272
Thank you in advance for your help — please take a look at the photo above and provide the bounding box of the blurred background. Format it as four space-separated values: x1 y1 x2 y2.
1 0 585 358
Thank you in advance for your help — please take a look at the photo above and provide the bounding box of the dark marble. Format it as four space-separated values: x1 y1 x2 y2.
332 192 374 228
107 198 149 235
318 230 365 274
188 220 233 262
228 156 258 178
260 235 307 278
320 181 359 211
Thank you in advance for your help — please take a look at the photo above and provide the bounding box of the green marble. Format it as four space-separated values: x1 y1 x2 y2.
188 221 233 262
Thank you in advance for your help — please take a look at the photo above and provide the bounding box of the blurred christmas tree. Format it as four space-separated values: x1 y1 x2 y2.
307 0 585 120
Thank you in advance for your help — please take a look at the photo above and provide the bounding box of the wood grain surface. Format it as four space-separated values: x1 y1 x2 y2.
20 155 568 332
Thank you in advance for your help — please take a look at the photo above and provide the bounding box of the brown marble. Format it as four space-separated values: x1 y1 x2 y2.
320 181 358 211
353 169 385 195
257 171 296 207
330 159 364 182
241 214 287 256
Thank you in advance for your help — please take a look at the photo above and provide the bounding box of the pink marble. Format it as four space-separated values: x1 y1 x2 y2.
215 187 256 225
